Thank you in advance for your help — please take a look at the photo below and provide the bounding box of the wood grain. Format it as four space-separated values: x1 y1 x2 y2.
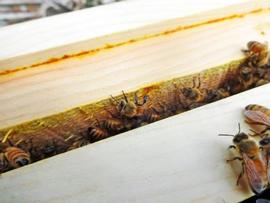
1 9 270 129
2 84 270 203
0 0 268 69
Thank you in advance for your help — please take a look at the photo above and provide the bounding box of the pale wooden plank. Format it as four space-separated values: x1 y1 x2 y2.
1 9 270 129
1 84 270 203
0 0 42 5
0 0 264 69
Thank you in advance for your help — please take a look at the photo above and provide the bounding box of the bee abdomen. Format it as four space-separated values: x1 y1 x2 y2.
145 112 160 123
0 153 9 172
4 147 31 168
88 127 110 143
104 118 125 131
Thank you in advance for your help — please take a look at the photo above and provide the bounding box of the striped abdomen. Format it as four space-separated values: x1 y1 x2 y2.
145 111 160 123
104 118 125 131
0 153 9 172
88 127 110 143
4 147 31 168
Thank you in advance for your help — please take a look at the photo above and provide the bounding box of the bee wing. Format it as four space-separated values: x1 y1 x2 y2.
244 110 270 127
243 154 268 194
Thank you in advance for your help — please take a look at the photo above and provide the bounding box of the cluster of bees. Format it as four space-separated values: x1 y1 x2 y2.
0 41 269 174
81 91 161 144
179 41 270 110
85 41 270 144
220 104 270 195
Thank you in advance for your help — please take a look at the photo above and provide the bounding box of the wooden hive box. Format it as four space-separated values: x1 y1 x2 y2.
1 0 270 202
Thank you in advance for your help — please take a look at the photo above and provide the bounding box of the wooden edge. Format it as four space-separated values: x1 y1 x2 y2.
2 83 270 203
0 0 268 70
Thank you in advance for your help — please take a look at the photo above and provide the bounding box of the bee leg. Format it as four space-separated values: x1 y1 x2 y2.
242 49 250 55
228 145 237 150
236 162 245 186
226 157 243 163
245 120 266 126
249 128 269 138
134 92 148 106
142 95 149 105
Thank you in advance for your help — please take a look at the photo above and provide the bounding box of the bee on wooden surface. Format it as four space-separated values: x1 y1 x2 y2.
88 119 110 143
255 79 269 87
206 87 230 101
16 128 69 161
111 91 148 119
180 76 212 109
103 109 126 132
66 132 90 150
243 41 269 66
227 65 257 94
4 146 31 169
219 124 268 194
238 65 257 89
143 107 161 123
244 104 270 137
0 153 9 172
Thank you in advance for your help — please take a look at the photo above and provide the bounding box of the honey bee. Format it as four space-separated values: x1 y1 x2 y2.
259 137 270 185
103 109 125 132
259 137 270 167
88 119 110 143
0 139 31 172
219 124 268 194
238 65 257 90
143 107 161 123
4 147 31 168
207 87 230 101
255 79 269 87
243 41 269 66
180 76 212 109
0 153 9 172
111 91 148 119
244 104 270 137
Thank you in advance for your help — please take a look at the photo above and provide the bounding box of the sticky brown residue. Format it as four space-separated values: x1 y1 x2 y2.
0 8 268 76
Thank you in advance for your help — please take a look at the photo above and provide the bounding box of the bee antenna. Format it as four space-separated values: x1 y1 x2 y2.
197 75 201 88
238 123 241 134
218 134 234 137
122 90 128 102
192 77 196 88
110 95 118 104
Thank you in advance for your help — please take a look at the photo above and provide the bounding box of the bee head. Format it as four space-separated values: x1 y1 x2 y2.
219 123 248 144
259 137 270 146
181 87 198 99
240 66 252 80
247 41 257 49
119 100 137 117
233 132 249 144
